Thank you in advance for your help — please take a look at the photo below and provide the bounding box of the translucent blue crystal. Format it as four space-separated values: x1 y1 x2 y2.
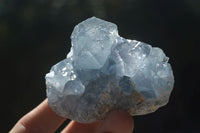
46 17 174 123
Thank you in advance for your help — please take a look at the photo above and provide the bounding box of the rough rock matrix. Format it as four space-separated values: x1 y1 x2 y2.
46 17 174 123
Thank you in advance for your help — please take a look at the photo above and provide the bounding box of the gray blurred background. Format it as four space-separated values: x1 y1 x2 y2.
1 0 199 132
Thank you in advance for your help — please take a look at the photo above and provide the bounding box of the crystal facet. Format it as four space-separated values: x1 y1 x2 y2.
46 17 174 123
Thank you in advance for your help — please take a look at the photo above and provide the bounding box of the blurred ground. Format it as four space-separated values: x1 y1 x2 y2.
1 0 199 132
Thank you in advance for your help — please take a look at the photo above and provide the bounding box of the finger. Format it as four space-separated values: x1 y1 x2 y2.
61 120 102 133
98 110 134 133
10 99 66 133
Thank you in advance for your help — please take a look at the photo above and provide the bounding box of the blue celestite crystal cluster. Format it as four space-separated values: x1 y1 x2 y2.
46 17 174 123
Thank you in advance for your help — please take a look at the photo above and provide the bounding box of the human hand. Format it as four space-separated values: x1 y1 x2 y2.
10 99 134 133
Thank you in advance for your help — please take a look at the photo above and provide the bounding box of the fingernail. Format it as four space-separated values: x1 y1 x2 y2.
10 123 26 133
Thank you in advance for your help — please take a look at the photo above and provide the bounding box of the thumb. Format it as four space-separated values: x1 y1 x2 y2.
98 110 134 133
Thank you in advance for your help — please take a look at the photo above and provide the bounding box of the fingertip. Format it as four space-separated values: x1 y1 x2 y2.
99 110 134 133
10 99 66 133
61 120 102 133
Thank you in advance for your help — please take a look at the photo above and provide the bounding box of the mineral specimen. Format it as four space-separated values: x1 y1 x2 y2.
46 17 174 123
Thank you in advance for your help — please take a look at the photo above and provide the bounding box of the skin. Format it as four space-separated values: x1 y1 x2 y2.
10 99 134 133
